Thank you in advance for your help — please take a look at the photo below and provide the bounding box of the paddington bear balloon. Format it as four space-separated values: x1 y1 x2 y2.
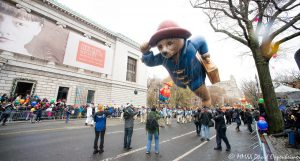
141 20 219 107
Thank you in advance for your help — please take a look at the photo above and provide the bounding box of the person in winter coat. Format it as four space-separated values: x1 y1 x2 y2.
123 104 138 150
199 107 213 141
213 108 231 151
258 103 266 118
166 107 172 125
193 108 202 136
233 109 242 132
65 105 71 124
225 109 231 124
1 94 8 103
146 107 161 154
35 105 43 123
244 109 253 133
0 101 12 126
93 104 111 154
85 104 94 126
240 109 245 125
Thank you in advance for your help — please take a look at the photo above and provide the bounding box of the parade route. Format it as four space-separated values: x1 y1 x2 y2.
0 119 259 161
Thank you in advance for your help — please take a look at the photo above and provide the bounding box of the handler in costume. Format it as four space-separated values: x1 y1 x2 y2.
140 20 219 107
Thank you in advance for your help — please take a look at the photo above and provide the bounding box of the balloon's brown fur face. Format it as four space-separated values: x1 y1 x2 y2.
157 38 184 59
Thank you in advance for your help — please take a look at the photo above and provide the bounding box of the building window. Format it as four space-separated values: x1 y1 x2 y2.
11 78 37 98
86 90 95 104
15 82 33 98
57 86 69 101
126 57 137 82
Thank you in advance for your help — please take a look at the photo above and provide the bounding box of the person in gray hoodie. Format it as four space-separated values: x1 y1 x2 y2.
123 104 138 150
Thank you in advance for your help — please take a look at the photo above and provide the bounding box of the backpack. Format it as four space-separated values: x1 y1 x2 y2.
146 117 159 132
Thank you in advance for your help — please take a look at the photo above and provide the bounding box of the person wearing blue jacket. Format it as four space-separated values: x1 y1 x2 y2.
93 104 110 154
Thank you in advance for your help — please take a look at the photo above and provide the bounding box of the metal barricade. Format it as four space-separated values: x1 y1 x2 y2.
249 121 268 161
2 109 88 122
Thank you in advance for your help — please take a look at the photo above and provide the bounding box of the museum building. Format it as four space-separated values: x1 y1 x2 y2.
0 0 147 107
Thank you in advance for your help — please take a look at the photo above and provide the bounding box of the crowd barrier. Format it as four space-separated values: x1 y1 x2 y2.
0 110 87 122
0 110 122 122
250 121 268 161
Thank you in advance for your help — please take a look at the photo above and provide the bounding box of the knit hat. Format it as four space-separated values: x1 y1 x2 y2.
149 20 191 47
98 104 104 111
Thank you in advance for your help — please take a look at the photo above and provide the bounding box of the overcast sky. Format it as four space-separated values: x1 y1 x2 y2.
56 0 299 86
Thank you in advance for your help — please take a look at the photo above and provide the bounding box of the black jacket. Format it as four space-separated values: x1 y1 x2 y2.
214 111 226 130
244 111 253 124
200 111 212 125
193 111 201 123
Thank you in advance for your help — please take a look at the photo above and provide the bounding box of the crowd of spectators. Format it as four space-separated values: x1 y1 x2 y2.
0 93 123 125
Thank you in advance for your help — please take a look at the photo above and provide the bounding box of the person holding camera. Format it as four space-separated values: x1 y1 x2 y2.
123 104 138 150
213 107 231 151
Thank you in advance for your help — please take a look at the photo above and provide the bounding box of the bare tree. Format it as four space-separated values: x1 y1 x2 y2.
241 80 258 105
274 69 300 87
169 86 195 107
162 77 195 108
190 0 300 133
146 78 162 108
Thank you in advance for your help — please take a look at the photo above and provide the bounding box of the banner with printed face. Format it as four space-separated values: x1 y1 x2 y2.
63 32 112 74
0 1 113 74
0 1 69 63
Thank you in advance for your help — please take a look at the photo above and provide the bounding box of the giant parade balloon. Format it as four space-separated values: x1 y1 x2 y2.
159 81 173 102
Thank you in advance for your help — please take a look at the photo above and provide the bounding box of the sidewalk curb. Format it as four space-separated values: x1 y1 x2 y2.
264 134 281 161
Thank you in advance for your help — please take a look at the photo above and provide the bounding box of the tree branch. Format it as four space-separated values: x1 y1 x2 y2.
270 12 300 40
263 0 296 38
228 0 250 44
194 5 235 19
206 13 248 46
275 32 300 46
271 0 299 11
277 17 300 30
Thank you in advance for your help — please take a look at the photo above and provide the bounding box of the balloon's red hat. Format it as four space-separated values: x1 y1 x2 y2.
149 20 191 47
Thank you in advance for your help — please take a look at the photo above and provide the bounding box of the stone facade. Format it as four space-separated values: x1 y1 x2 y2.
0 0 147 107
212 75 243 99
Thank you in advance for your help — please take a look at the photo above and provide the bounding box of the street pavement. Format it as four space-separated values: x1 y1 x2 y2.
0 118 260 161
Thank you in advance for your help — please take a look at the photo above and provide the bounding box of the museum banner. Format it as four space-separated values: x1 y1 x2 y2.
0 1 112 74
63 32 113 74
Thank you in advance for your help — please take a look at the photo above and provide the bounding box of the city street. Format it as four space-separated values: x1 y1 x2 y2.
0 0 299 161
0 118 259 161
